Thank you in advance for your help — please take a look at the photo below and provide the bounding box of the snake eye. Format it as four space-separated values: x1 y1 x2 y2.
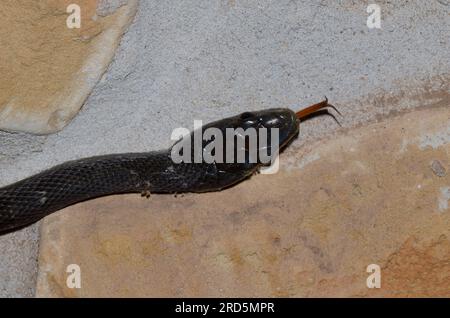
240 112 253 120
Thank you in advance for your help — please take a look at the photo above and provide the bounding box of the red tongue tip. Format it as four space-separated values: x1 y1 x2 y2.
295 97 341 120
295 98 329 120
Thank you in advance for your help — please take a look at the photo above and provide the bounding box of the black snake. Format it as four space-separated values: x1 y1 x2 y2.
0 100 338 233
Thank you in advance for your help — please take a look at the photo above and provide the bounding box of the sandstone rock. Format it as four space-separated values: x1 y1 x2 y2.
0 0 138 134
36 105 450 297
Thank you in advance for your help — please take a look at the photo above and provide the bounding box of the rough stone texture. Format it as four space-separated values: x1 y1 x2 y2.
0 225 39 297
0 0 449 297
36 105 450 297
97 0 131 16
0 0 138 134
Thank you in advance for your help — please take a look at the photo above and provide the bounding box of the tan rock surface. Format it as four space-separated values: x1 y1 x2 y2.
36 105 450 297
0 0 138 134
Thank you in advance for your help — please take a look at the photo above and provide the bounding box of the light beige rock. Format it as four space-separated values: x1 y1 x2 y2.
0 0 138 134
36 105 450 297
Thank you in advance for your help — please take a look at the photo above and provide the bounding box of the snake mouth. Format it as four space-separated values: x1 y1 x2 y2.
296 97 342 125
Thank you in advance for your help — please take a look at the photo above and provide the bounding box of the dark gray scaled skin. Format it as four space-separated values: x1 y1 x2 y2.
0 108 299 233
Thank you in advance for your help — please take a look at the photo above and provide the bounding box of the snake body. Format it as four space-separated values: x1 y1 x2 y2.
0 108 300 233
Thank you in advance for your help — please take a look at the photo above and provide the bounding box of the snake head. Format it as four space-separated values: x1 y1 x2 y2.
168 108 300 191
199 108 300 171
231 108 300 164
168 101 341 192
